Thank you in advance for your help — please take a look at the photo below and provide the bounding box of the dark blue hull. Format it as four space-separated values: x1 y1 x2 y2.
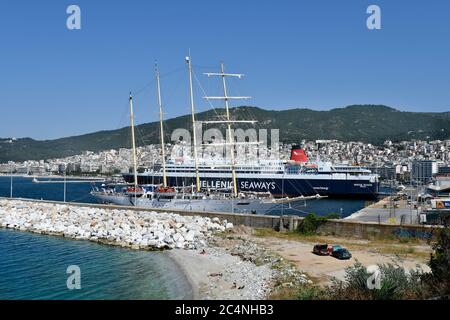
123 174 379 199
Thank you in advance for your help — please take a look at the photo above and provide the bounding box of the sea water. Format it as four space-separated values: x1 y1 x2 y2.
0 228 192 300
0 176 194 300
0 176 372 217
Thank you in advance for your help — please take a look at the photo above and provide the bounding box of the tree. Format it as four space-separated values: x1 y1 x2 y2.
426 227 450 297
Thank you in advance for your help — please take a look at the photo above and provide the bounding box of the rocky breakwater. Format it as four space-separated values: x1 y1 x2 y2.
0 199 233 250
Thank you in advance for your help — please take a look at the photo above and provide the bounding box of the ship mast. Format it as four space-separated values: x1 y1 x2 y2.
155 62 167 188
221 63 238 197
186 55 201 193
129 93 139 201
204 63 251 197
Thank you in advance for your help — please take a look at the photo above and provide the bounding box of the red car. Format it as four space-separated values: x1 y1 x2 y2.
312 244 329 255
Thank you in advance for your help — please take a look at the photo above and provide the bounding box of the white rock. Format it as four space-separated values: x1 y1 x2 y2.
0 200 226 251
175 241 185 249
164 236 174 244
184 230 196 242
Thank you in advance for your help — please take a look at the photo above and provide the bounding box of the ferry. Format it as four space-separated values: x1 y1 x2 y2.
123 145 380 199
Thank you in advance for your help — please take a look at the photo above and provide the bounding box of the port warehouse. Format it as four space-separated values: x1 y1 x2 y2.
0 197 441 240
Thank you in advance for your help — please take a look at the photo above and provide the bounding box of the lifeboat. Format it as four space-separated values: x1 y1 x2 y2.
125 186 145 196
157 186 176 193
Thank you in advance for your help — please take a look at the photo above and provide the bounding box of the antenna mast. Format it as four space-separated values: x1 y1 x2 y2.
155 62 167 188
186 55 201 192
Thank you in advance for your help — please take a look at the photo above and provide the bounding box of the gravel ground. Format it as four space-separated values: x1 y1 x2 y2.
169 227 312 300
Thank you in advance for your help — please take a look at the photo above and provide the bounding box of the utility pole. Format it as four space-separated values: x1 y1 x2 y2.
410 169 413 224
10 164 13 198
63 170 67 203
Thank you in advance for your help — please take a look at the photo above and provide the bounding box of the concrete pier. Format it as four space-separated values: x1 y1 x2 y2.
345 196 421 225
0 197 441 241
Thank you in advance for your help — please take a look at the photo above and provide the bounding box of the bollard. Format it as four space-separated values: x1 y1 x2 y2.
288 216 294 231
279 216 285 232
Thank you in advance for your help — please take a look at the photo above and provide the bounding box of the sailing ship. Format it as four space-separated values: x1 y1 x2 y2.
119 62 379 199
91 56 323 214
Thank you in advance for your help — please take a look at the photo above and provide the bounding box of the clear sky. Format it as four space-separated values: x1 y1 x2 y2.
0 0 449 140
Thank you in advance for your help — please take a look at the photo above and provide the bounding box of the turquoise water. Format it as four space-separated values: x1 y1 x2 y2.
0 228 192 300
0 176 193 300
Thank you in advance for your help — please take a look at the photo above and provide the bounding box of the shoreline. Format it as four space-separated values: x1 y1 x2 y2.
0 174 106 180
168 245 275 300
168 249 201 299
0 198 281 300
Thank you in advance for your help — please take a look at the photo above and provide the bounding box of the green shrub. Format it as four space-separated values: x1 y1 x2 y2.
297 213 340 235
295 285 324 300
327 261 426 300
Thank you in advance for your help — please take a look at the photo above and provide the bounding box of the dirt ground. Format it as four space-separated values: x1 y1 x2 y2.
244 229 432 286
168 226 433 299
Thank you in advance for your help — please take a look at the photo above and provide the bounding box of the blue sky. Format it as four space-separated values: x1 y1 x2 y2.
0 0 449 140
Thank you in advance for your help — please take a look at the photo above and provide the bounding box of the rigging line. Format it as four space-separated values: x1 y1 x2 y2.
192 64 221 70
128 66 180 101
115 99 132 134
159 65 186 78
284 205 311 215
192 69 226 120
115 81 154 135
227 78 263 166
133 80 154 97
230 75 319 197
162 68 185 105
117 65 184 129
197 68 281 191
190 65 305 200
194 69 243 164
135 122 152 149
161 70 186 134
132 77 173 149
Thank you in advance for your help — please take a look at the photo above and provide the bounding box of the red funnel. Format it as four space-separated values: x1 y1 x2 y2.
290 145 308 163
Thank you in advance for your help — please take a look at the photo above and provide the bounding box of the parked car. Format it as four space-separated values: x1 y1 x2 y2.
328 245 343 255
313 244 329 255
332 248 352 260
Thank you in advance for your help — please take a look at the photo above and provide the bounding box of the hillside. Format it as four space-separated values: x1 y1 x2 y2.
1 105 449 162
